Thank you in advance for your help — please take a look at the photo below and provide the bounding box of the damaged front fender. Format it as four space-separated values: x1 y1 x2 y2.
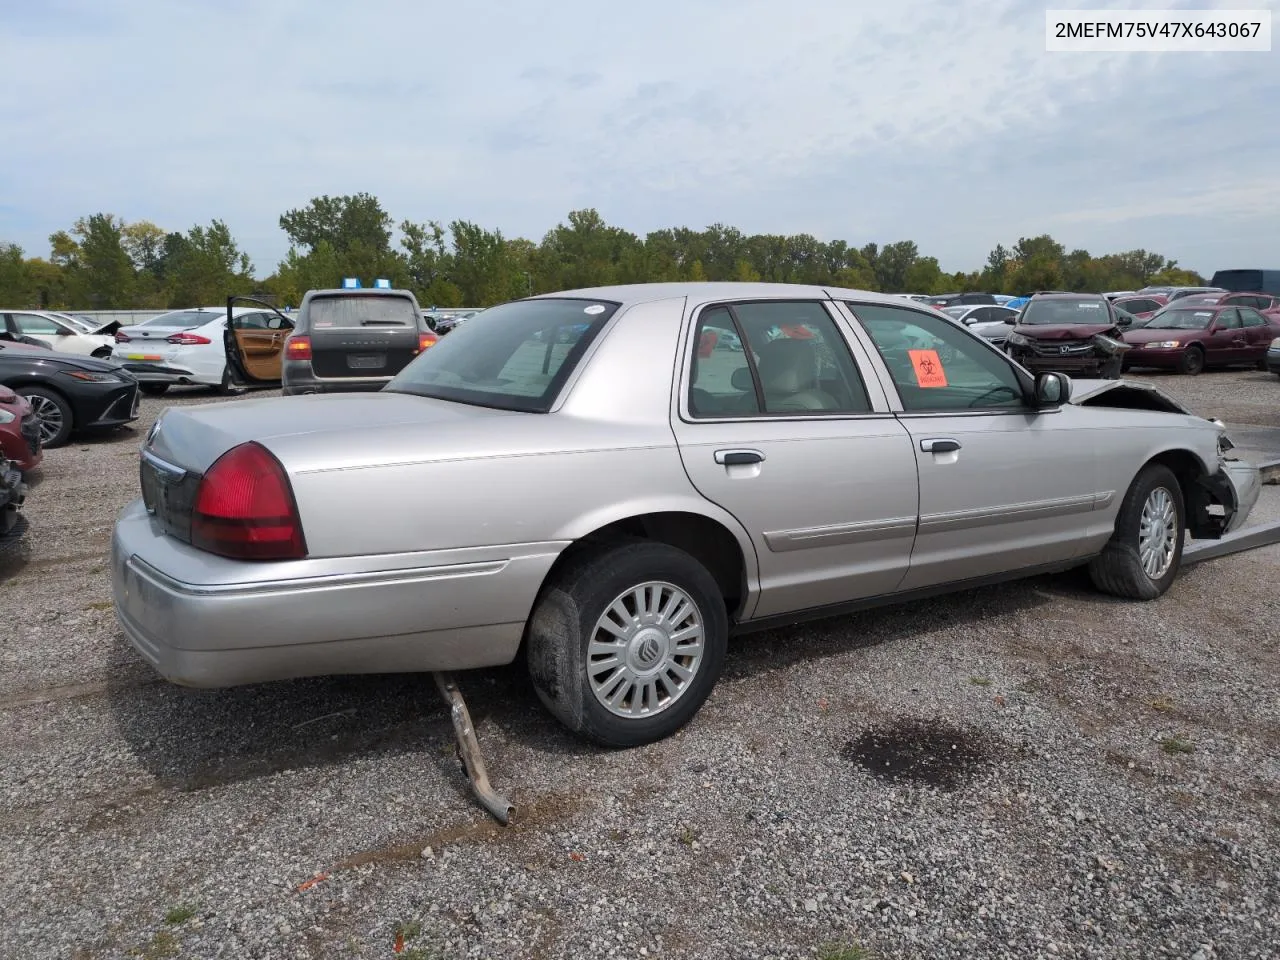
1191 458 1262 538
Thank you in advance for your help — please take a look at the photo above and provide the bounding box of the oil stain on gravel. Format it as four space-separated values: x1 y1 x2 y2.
842 719 1001 790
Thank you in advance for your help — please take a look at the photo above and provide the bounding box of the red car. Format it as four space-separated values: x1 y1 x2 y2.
1122 303 1280 375
0 384 42 472
1150 291 1280 321
1112 294 1168 320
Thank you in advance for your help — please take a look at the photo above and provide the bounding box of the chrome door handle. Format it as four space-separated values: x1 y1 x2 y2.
714 448 764 465
920 438 960 453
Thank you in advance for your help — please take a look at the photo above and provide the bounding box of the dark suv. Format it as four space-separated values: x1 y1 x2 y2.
276 287 436 396
1004 294 1133 379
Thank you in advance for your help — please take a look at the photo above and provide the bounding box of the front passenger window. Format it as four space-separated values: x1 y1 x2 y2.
846 302 1025 412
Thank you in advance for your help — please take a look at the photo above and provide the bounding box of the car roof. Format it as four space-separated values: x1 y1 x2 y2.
1028 292 1106 301
527 282 932 309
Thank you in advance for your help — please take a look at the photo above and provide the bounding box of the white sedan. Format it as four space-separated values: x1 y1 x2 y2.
1 310 116 357
111 306 279 395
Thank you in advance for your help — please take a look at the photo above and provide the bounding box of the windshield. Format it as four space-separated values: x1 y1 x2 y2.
308 294 418 328
1019 299 1110 325
386 297 619 412
139 310 218 328
1145 309 1214 330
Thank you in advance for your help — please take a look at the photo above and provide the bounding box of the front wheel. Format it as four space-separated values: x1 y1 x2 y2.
526 541 728 747
17 386 73 448
1179 346 1205 375
1088 464 1185 600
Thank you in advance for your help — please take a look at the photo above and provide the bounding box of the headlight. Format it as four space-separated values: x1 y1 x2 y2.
1271 337 1280 348
1144 340 1181 349
60 370 122 383
0 409 15 424
1006 331 1031 348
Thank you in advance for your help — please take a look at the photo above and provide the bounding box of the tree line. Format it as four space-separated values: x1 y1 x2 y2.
0 193 1205 311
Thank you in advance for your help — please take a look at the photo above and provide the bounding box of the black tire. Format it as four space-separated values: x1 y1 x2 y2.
526 540 728 748
1088 464 1185 600
16 386 73 448
1178 346 1205 375
140 383 170 397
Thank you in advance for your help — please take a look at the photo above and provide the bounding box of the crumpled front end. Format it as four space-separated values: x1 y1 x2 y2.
1188 426 1262 538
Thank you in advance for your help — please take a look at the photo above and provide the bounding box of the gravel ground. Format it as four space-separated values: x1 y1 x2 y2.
2 371 1278 960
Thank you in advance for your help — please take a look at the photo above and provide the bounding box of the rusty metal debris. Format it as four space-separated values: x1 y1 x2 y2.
433 671 513 825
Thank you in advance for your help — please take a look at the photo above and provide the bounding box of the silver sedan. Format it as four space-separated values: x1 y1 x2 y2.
113 283 1260 747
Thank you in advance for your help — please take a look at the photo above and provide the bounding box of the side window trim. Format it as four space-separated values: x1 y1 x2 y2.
678 298 893 422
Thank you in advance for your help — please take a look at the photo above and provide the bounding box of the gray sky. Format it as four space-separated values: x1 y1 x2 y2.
3 0 1277 278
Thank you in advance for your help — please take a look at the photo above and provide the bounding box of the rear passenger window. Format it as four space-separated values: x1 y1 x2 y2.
688 301 871 417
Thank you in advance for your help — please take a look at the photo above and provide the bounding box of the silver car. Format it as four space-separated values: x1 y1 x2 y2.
113 283 1260 747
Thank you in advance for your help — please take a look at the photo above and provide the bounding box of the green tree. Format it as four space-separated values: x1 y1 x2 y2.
166 219 254 306
0 243 31 305
70 213 135 308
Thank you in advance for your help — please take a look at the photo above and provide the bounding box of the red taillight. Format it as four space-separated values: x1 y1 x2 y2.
166 332 211 345
417 332 438 353
285 335 312 361
115 331 131 342
190 442 307 561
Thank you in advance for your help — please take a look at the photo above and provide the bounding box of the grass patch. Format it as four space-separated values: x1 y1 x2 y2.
1160 736 1195 755
163 904 197 925
817 942 875 960
84 600 114 611
676 825 701 847
969 676 992 687
1148 695 1175 712
129 930 178 959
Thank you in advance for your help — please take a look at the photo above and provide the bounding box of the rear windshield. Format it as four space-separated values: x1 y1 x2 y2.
307 295 418 328
140 310 218 328
1019 299 1110 325
386 297 619 412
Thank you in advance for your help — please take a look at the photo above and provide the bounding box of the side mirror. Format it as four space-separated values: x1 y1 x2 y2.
1003 315 1017 325
1034 371 1070 407
55 327 72 335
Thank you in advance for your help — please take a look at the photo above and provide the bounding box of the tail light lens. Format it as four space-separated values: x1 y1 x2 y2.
417 332 438 353
166 332 211 345
190 442 307 560
285 335 312 361
115 331 131 342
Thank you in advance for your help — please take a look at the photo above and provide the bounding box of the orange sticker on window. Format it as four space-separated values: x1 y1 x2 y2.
908 349 948 388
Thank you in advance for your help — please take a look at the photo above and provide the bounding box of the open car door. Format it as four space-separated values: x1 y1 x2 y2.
224 296 294 387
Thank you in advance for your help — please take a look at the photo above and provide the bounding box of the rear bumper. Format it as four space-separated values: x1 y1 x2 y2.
116 361 219 386
282 361 392 395
110 498 563 688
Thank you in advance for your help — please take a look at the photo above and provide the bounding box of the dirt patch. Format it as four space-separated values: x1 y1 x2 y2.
841 718 1003 791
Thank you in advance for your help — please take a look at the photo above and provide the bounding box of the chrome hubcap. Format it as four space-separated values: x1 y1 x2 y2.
26 395 64 443
1138 486 1178 580
588 581 705 719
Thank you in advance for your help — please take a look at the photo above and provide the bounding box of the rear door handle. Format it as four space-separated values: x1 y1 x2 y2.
920 438 960 453
714 449 764 465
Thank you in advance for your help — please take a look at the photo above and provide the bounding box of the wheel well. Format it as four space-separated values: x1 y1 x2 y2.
91 346 113 358
1147 449 1218 538
543 512 748 619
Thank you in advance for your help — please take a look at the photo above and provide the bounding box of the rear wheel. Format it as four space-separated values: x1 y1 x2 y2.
17 387 73 448
1088 464 1184 600
140 383 170 397
1179 345 1205 375
526 541 728 747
